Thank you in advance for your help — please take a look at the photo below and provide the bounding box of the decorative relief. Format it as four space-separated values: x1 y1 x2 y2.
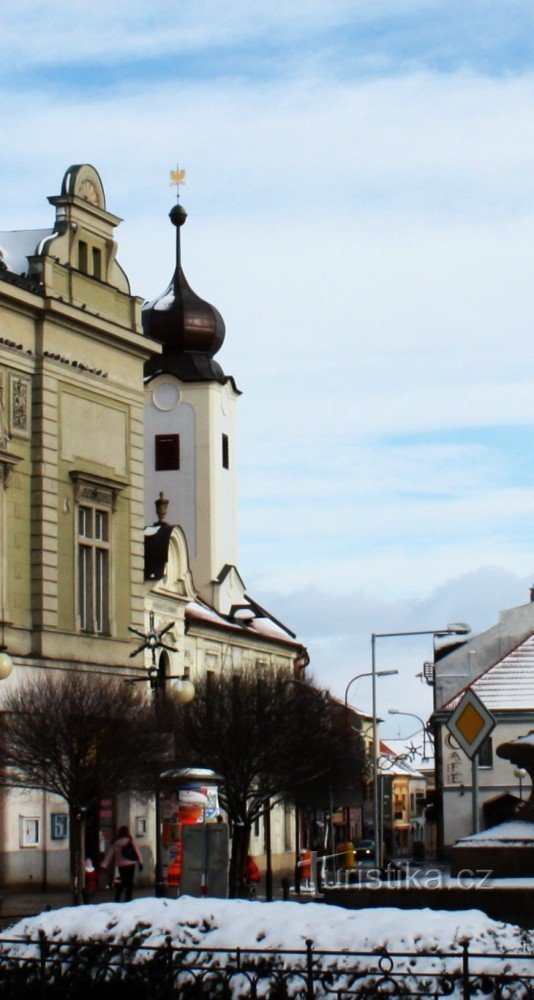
0 371 7 448
78 483 114 507
10 375 30 437
70 471 125 511
77 178 101 207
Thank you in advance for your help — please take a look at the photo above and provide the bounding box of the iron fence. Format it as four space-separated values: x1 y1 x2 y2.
0 930 531 998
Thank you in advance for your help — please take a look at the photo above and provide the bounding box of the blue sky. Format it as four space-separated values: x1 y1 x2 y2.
1 1 533 731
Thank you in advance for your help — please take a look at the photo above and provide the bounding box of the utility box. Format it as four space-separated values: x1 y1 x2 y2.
180 823 230 898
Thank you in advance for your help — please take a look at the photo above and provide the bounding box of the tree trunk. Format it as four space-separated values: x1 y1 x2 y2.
228 822 251 899
69 806 86 905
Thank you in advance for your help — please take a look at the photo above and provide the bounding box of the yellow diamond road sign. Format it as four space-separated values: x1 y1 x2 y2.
446 688 496 760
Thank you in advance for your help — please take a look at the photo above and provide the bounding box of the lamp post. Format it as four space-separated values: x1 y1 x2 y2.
129 612 195 896
388 709 435 760
344 670 398 844
344 670 398 710
0 650 13 681
371 624 471 871
514 767 527 801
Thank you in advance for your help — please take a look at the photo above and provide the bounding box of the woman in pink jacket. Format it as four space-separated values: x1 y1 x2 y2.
102 825 143 902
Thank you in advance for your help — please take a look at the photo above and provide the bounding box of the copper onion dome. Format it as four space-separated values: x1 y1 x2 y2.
143 202 227 383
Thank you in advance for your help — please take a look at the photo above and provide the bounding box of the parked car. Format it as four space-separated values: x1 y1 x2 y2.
354 839 375 860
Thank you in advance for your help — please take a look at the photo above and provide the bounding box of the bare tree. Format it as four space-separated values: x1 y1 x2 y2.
171 667 365 897
0 672 165 904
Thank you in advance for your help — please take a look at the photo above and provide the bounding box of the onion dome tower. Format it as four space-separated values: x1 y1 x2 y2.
143 202 227 383
143 176 241 610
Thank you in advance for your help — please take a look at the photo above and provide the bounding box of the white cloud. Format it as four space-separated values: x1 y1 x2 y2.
0 46 532 727
254 567 532 729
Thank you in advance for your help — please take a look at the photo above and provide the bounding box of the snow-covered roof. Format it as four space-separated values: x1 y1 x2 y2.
442 632 534 712
0 229 52 274
185 599 301 648
456 819 534 846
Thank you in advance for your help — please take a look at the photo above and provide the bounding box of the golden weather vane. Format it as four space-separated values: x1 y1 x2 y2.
170 165 186 200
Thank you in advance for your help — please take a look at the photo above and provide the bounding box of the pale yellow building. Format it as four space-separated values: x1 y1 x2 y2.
0 164 159 884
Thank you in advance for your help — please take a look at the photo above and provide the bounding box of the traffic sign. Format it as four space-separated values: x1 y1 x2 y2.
446 689 496 759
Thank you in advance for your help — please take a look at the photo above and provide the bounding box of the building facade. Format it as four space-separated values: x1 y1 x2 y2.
0 164 159 884
0 166 309 887
432 599 534 852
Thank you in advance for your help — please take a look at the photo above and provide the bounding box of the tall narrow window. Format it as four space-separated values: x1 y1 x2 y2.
92 247 102 280
478 736 493 769
78 241 88 273
222 433 229 469
155 434 180 471
284 801 292 851
78 504 110 633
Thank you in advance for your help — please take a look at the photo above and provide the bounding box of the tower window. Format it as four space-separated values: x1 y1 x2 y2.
155 434 180 471
92 247 102 280
222 433 229 469
78 241 88 273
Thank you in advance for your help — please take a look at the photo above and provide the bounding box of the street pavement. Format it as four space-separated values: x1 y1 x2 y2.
0 881 303 929
0 861 449 929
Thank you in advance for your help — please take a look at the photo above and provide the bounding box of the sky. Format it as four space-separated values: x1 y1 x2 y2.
0 1 533 734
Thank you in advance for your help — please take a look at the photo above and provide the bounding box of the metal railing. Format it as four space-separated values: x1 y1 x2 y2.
0 930 532 997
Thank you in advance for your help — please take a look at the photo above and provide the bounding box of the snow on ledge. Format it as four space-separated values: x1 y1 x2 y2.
456 820 534 846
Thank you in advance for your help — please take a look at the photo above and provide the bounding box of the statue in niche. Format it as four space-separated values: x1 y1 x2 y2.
0 373 9 448
11 378 28 433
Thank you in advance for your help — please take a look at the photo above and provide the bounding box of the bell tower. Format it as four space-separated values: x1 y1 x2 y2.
143 178 242 610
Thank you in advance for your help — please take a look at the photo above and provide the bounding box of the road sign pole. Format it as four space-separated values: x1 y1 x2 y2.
471 752 479 834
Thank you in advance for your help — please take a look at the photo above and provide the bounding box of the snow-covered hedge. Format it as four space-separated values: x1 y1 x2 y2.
0 897 532 997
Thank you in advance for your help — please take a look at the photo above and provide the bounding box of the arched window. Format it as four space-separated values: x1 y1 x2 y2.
158 650 170 688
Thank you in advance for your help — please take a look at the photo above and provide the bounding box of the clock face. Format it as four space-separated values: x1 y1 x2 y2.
153 379 180 412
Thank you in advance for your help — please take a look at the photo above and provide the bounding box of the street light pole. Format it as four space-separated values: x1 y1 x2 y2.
344 669 397 845
371 624 471 871
388 709 435 760
129 612 195 896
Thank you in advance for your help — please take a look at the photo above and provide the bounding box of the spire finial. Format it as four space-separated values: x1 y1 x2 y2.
170 164 186 203
155 491 169 524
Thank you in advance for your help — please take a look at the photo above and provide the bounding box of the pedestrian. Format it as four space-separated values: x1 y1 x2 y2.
102 825 143 903
82 858 100 904
242 854 260 898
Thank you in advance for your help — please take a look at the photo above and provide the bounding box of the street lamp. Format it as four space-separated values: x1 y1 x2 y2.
388 709 435 760
0 651 13 680
129 612 195 896
344 670 398 710
371 624 471 870
514 767 527 801
344 669 398 847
